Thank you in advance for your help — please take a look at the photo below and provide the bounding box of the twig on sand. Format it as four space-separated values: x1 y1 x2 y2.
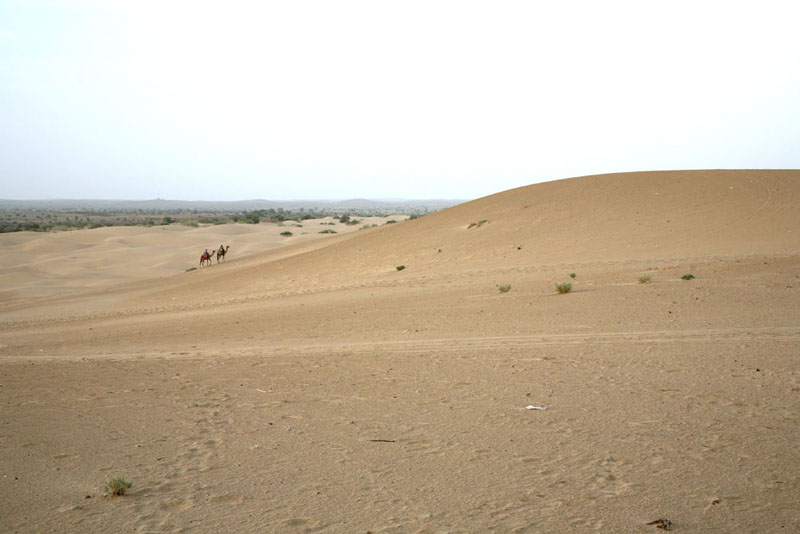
646 518 672 530
368 439 396 443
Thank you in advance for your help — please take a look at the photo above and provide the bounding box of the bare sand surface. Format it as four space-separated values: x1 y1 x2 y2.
0 215 402 302
1 170 798 533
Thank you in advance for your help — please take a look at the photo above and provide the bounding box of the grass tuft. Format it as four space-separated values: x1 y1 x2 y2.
104 477 132 496
569 272 576 279
497 284 511 293
638 274 652 283
280 231 293 236
555 282 572 294
396 265 406 271
681 274 695 280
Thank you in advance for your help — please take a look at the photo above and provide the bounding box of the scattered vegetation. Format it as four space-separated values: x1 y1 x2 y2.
280 231 293 236
319 229 337 234
0 206 426 234
104 477 132 496
638 274 652 283
360 224 378 230
569 272 576 279
338 215 361 225
497 284 511 293
555 282 572 294
681 274 695 280
385 220 397 224
396 265 406 271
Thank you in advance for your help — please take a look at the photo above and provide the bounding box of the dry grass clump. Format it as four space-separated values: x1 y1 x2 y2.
638 274 652 283
555 282 572 294
104 477 132 496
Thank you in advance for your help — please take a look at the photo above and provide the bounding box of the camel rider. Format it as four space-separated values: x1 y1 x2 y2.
204 248 209 257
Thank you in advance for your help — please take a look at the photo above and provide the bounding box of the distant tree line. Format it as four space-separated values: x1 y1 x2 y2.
0 207 428 233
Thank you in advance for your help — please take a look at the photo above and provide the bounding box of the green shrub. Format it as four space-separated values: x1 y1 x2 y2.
569 272 576 279
681 274 695 280
638 274 652 283
280 231 293 236
104 477 132 496
319 229 337 234
396 265 406 271
385 220 397 224
555 282 572 294
497 284 511 293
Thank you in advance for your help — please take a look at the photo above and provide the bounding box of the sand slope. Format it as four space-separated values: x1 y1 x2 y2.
0 170 798 533
0 216 401 303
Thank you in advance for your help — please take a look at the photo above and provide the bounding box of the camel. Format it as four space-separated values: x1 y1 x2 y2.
216 245 229 263
199 250 215 268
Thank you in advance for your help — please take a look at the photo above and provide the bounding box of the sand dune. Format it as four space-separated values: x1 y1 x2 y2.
0 216 401 302
1 170 798 532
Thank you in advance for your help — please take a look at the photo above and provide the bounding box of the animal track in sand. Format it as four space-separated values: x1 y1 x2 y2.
221 326 800 359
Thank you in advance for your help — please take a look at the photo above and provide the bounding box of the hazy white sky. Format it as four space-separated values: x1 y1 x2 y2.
1 1 798 200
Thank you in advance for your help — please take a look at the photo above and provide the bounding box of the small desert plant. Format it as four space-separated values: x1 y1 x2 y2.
396 265 406 271
104 477 132 496
385 220 397 224
497 284 511 293
555 282 572 294
319 229 337 234
569 272 576 279
681 274 695 280
468 219 489 229
280 231 293 236
638 274 652 283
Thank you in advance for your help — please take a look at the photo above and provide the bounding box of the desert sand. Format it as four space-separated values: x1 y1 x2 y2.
0 170 798 533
